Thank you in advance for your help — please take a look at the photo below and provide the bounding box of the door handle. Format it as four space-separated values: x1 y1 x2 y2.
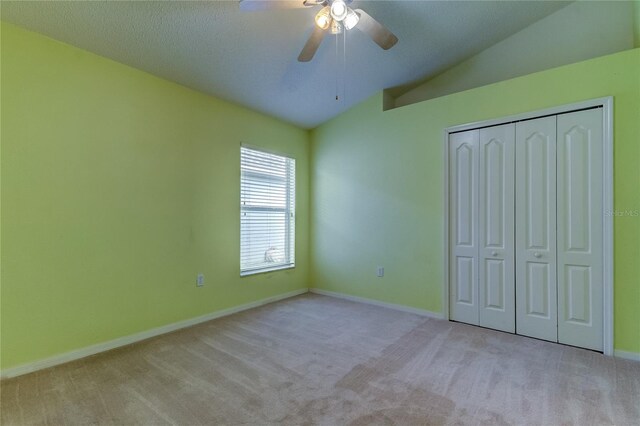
491 251 498 257
534 252 542 258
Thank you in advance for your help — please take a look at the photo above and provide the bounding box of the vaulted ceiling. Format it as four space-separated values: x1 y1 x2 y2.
1 1 570 128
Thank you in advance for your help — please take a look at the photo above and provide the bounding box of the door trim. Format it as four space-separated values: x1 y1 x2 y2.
442 97 614 356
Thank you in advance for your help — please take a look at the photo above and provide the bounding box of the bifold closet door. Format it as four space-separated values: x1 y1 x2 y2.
478 124 515 332
557 109 604 351
449 130 479 325
450 108 604 350
515 116 558 342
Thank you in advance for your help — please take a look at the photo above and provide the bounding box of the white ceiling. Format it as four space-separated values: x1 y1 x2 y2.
1 1 570 129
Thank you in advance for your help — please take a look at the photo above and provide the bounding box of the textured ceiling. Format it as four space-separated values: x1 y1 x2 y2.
1 1 569 128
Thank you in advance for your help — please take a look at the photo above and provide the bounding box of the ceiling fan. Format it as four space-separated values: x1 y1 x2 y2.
239 0 398 62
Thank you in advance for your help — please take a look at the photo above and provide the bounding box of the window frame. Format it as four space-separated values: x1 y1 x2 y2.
239 144 296 277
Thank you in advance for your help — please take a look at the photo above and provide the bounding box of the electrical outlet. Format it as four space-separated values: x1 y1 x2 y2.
196 273 205 287
376 266 384 278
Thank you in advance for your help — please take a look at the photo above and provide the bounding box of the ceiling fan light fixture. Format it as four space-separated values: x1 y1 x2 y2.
315 6 331 30
330 0 348 21
343 8 359 30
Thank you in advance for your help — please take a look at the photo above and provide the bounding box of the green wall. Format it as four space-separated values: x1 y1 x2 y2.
311 49 640 353
0 22 310 370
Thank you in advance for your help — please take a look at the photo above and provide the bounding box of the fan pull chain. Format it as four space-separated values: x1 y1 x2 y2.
343 27 346 103
335 32 339 101
335 27 347 102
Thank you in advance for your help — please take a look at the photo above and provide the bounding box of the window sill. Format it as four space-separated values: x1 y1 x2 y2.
240 264 295 277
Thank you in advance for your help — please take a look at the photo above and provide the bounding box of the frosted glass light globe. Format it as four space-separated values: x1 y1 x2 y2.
330 0 348 21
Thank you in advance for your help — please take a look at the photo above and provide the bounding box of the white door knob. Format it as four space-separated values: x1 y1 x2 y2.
534 252 542 258
491 251 498 257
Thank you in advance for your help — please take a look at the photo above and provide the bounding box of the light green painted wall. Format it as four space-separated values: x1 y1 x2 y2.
0 22 310 370
311 49 640 353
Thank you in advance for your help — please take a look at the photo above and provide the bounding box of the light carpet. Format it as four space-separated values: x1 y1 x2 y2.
1 293 639 425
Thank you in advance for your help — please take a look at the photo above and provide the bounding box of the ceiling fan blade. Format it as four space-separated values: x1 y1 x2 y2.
303 0 327 6
239 0 315 12
298 26 326 62
354 9 398 50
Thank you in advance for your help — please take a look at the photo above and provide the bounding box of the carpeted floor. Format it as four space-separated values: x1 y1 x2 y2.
1 293 639 425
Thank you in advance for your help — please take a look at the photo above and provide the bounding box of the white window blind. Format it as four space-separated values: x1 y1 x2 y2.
240 146 295 276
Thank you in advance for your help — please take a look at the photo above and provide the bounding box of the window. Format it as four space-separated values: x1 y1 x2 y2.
240 146 295 276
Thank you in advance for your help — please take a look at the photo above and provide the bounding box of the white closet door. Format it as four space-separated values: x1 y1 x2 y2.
478 124 515 332
449 130 479 325
557 109 604 351
515 117 557 342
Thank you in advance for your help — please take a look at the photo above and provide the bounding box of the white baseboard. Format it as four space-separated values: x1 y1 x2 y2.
614 350 640 362
309 288 444 320
0 288 308 380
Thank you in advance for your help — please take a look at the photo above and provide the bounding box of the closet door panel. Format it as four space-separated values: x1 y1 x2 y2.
557 109 603 351
449 130 479 325
515 117 557 342
478 124 515 332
